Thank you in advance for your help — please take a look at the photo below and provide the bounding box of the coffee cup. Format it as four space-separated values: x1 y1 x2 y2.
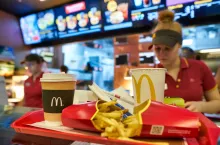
40 73 76 126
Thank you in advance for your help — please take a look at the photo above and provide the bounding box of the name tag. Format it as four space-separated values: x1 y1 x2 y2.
165 83 168 90
25 82 31 87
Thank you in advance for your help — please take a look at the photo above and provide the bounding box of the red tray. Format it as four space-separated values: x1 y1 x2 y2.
11 110 200 145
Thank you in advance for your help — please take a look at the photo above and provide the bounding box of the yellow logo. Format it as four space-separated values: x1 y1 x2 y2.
132 74 156 103
152 33 156 38
51 97 64 107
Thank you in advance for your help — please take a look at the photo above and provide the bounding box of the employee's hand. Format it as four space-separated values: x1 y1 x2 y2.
185 101 204 112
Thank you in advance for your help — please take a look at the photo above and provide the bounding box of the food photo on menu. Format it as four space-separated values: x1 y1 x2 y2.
76 12 89 29
37 9 57 41
130 0 166 27
20 14 41 45
88 7 102 29
54 0 102 38
133 0 163 8
103 0 133 31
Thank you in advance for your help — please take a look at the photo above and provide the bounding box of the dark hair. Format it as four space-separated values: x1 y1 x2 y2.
60 65 68 73
21 54 43 64
181 47 195 59
39 56 46 63
181 47 195 53
196 54 201 60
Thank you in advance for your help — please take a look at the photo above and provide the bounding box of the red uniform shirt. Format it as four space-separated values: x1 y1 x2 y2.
24 72 43 108
156 58 217 102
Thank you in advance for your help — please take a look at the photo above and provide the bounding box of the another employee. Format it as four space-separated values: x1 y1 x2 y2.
152 10 220 113
180 47 195 59
21 54 44 108
60 65 69 74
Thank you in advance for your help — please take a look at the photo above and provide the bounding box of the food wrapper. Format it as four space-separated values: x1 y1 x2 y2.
134 100 199 138
62 101 101 132
62 100 200 138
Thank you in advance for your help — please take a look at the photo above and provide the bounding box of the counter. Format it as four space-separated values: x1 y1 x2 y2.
0 105 220 145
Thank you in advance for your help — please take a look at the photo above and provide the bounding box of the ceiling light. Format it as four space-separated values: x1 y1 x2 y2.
18 0 22 2
40 0 46 1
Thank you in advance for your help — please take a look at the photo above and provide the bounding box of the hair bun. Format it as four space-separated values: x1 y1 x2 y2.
158 10 174 23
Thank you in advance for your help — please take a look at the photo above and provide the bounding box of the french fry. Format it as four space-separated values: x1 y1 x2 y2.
101 131 119 138
98 100 117 109
125 128 136 137
93 100 140 139
105 125 116 133
100 112 123 119
123 116 138 124
93 119 109 129
98 106 110 112
95 114 116 126
116 122 126 137
109 105 121 112
122 109 129 114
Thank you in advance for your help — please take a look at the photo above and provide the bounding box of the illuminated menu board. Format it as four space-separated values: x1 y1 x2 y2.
37 9 58 41
130 0 166 26
54 0 102 38
102 0 133 31
194 0 220 17
20 14 41 45
166 0 195 6
20 0 220 45
168 0 220 21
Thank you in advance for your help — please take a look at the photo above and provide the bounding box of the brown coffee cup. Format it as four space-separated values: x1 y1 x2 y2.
40 73 76 126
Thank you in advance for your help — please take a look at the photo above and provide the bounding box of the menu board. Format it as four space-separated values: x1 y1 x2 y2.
102 0 133 31
195 24 220 50
54 0 102 38
37 9 58 41
168 0 220 21
130 0 166 26
182 27 196 50
167 0 196 21
20 14 41 45
166 0 195 6
20 0 220 45
194 0 220 17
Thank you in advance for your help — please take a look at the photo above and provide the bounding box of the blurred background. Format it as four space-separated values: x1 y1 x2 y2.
0 0 219 105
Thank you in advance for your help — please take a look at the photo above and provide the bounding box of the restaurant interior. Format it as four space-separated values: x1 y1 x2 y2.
0 0 220 144
0 0 219 105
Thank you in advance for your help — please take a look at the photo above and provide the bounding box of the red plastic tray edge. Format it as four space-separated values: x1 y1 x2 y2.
11 110 164 145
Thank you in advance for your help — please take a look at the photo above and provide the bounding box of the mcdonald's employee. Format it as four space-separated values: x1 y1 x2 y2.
21 54 44 108
151 10 220 113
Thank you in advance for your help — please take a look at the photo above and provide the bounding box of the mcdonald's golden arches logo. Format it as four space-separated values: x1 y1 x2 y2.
132 74 156 103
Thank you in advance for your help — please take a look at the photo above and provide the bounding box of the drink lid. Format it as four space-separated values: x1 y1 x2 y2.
40 73 76 82
131 68 167 72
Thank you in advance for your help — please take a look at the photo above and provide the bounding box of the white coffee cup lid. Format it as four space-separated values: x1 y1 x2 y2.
40 73 76 82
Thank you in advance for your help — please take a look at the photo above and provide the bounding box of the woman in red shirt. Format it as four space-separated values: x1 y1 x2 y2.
22 54 44 108
152 10 220 113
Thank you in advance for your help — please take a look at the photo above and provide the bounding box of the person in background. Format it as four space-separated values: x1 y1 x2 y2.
180 47 195 59
152 10 220 113
60 65 69 74
40 56 49 73
180 47 201 60
21 54 44 108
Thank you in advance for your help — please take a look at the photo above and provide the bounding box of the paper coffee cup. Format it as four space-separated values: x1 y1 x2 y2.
40 73 76 126
131 68 166 106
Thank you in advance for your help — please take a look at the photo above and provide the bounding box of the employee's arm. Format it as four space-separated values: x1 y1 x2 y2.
185 87 220 113
202 87 220 113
